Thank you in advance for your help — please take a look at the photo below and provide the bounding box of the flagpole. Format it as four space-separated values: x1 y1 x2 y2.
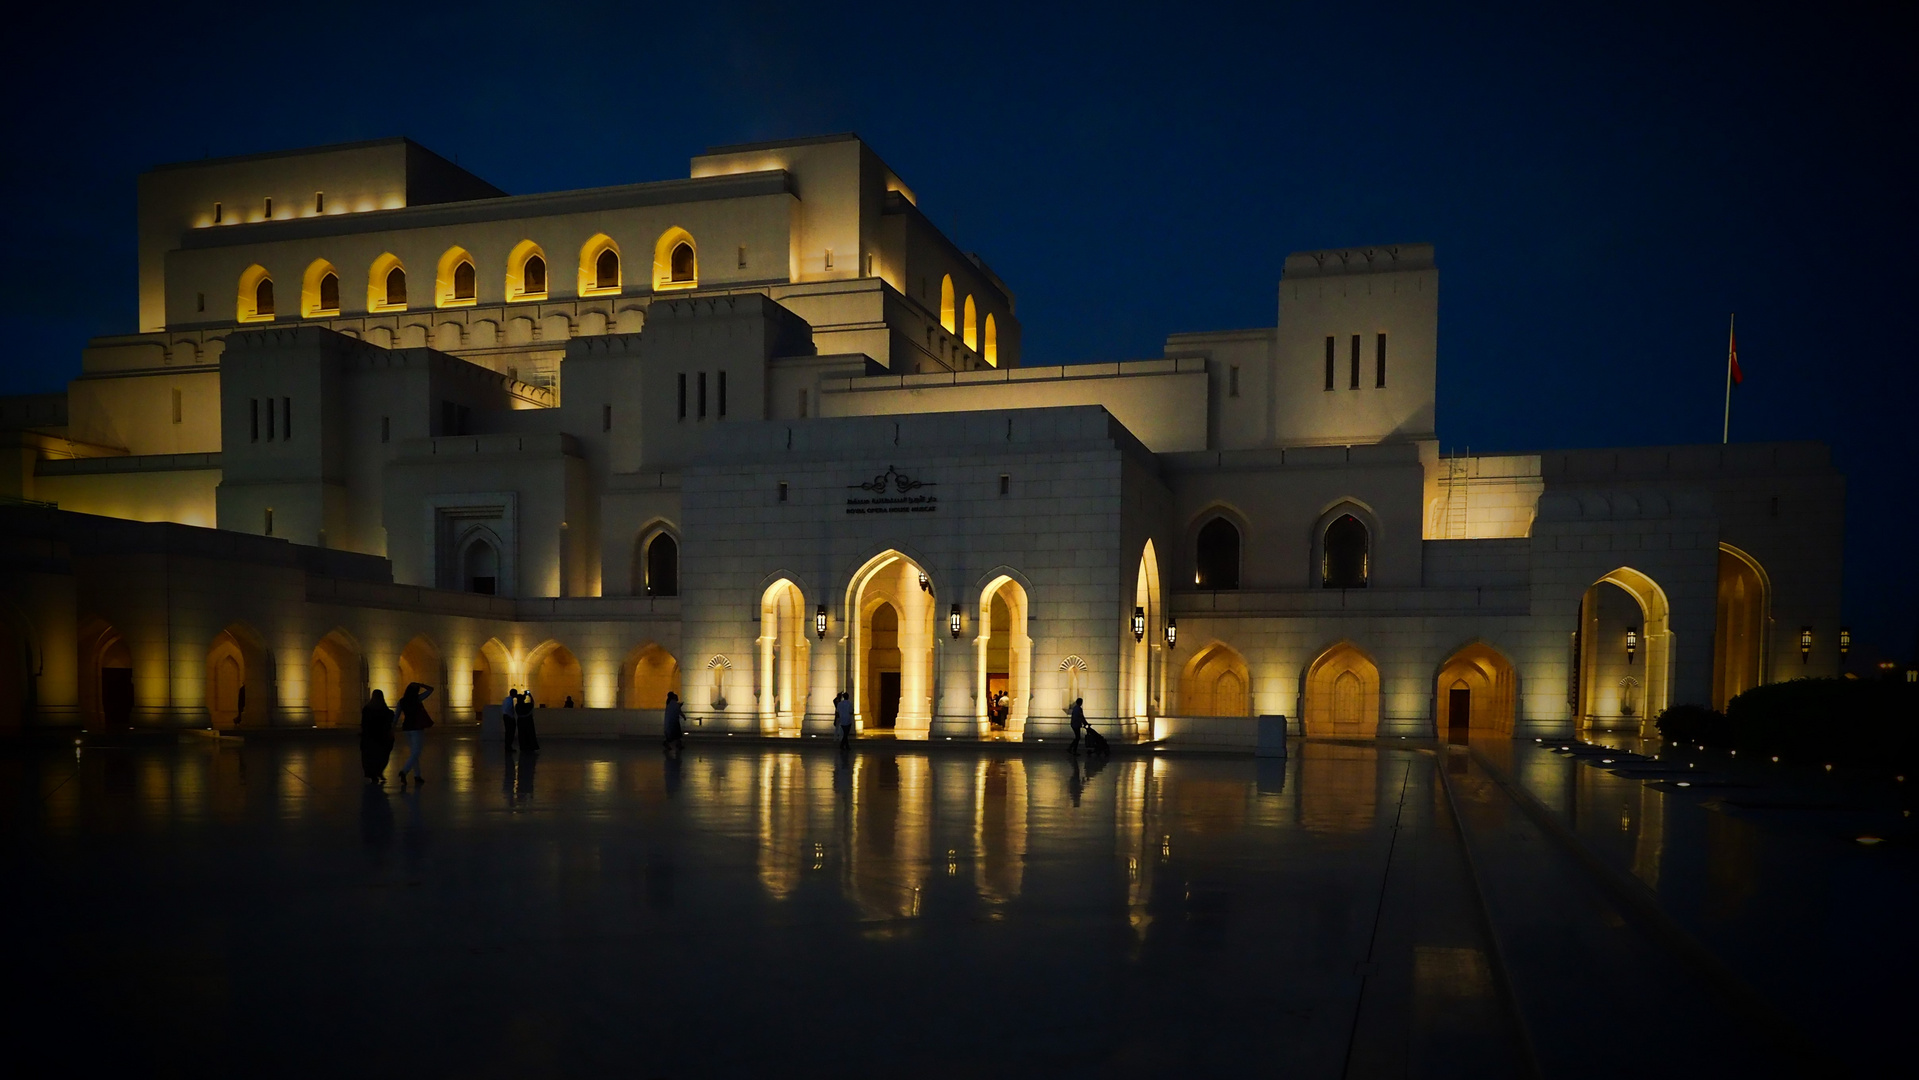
1722 313 1735 444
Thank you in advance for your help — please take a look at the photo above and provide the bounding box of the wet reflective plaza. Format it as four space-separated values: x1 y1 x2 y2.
4 734 1912 1077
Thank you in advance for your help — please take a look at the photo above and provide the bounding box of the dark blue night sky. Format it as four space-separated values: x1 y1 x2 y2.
4 3 1911 658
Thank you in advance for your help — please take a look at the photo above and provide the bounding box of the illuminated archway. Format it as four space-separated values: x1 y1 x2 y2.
1575 567 1672 729
1435 642 1515 739
237 265 274 323
397 634 445 724
621 643 680 709
579 234 621 295
846 551 937 737
1181 642 1250 717
1712 543 1770 711
983 314 998 366
309 629 364 729
78 617 132 731
653 227 697 290
758 579 811 734
1303 642 1379 737
368 253 407 311
1130 540 1163 726
473 638 512 713
525 640 583 708
976 575 1032 734
206 622 271 728
435 246 478 307
506 239 548 300
962 295 977 350
939 275 955 332
301 259 340 318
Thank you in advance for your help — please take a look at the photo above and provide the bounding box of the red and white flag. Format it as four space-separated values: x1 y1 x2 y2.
1729 328 1743 385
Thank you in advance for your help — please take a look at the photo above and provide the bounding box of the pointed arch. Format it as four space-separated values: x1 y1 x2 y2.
1713 543 1771 711
621 642 681 709
983 313 998 366
507 239 548 300
635 524 679 597
309 629 365 729
461 531 501 595
237 265 274 323
1576 567 1672 729
472 637 512 714
396 634 445 724
301 259 340 318
654 226 698 289
1181 642 1251 717
977 574 1032 734
1130 539 1163 724
962 295 977 349
369 253 407 311
524 639 582 709
759 579 810 733
939 275 955 332
1435 641 1516 739
1195 515 1242 590
579 233 621 295
78 616 132 732
844 550 938 737
1303 641 1379 737
206 622 272 728
435 245 478 307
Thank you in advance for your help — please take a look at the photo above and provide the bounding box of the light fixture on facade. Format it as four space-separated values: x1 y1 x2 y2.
815 605 827 639
1838 627 1851 656
1800 626 1813 662
950 604 962 638
918 571 930 593
1164 617 1177 648
1625 626 1638 663
1132 606 1146 642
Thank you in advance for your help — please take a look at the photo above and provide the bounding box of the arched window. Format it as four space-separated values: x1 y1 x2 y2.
464 538 498 595
939 275 955 332
596 249 620 291
1323 514 1369 589
524 254 545 294
319 272 339 312
255 277 275 317
1195 517 1241 589
984 314 998 366
963 295 977 350
385 267 407 307
453 260 475 300
670 242 694 283
645 533 679 596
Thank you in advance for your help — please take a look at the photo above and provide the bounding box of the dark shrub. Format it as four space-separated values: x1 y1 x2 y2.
1660 678 1919 772
1655 703 1727 744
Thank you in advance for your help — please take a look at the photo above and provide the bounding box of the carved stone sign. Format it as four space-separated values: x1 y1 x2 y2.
846 465 938 515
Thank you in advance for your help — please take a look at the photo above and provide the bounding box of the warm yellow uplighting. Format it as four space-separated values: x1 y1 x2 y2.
579 234 621 296
435 246 478 308
653 227 698 291
962 295 977 350
506 239 548 301
983 314 998 366
368 253 407 312
300 259 339 318
236 265 274 323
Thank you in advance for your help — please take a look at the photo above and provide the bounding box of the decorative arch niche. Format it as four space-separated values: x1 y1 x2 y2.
507 239 548 300
653 227 698 290
1435 642 1516 739
309 629 365 729
525 640 582 708
237 265 274 323
435 246 478 307
1195 515 1242 589
1181 643 1251 717
621 643 680 709
301 259 340 318
206 622 272 728
983 314 998 366
368 253 407 311
939 275 955 333
962 295 977 350
1303 642 1380 737
579 234 621 295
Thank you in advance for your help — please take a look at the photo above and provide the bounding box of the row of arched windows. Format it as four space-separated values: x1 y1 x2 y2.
1191 513 1371 590
936 274 999 366
234 230 702 323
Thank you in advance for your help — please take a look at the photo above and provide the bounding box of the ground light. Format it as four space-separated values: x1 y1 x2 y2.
1856 836 1883 846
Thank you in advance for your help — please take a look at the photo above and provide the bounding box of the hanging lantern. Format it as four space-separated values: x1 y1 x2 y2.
815 605 827 639
1839 627 1851 656
1625 626 1638 663
950 604 962 638
1132 606 1146 642
1164 617 1178 648
1800 626 1813 662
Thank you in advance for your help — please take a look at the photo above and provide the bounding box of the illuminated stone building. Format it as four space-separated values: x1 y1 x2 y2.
0 135 1845 743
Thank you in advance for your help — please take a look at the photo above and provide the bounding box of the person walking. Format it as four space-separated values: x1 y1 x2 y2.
394 682 435 786
516 688 540 754
662 691 684 749
359 689 396 784
834 691 854 748
501 688 519 753
1068 697 1086 753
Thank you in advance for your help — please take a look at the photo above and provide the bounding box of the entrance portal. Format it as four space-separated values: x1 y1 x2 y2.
1447 686 1470 743
846 551 937 738
877 671 902 729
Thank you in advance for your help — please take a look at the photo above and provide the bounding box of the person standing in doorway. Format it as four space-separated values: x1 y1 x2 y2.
834 691 854 748
394 682 435 786
1068 697 1086 753
516 688 539 754
662 691 684 749
359 689 396 784
501 688 519 753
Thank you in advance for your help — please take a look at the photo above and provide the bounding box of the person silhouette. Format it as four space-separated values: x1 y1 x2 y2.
1068 697 1086 753
662 691 684 749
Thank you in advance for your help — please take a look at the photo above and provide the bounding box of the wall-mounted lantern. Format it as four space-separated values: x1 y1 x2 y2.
1625 626 1638 664
1800 626 1813 662
1839 627 1851 656
815 605 828 639
1164 617 1178 649
1132 606 1146 642
918 572 931 594
950 604 962 638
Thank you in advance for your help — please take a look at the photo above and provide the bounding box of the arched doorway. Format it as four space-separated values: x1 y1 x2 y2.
1576 568 1671 729
526 641 582 708
309 630 364 728
1713 544 1769 711
759 579 811 734
1435 643 1516 741
977 576 1032 735
1303 642 1379 737
1181 643 1251 717
473 638 512 714
79 617 132 731
397 635 445 723
1132 540 1163 727
622 643 680 708
206 623 271 728
846 551 936 738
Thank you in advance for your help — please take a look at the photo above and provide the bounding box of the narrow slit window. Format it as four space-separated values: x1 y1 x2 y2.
314 191 325 213
824 248 834 270
1324 336 1335 390
778 482 788 502
678 374 687 420
698 372 707 418
214 202 222 224
381 416 390 443
603 404 612 432
264 196 273 218
1375 332 1387 387
197 292 206 313
1350 334 1361 389
171 388 182 424
264 508 273 536
1229 365 1240 397
250 399 259 442
738 245 747 269
999 473 1010 495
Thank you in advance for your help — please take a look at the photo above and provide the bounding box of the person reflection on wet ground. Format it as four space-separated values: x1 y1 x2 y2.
1069 756 1085 807
662 748 681 797
358 780 393 863
515 750 537 797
